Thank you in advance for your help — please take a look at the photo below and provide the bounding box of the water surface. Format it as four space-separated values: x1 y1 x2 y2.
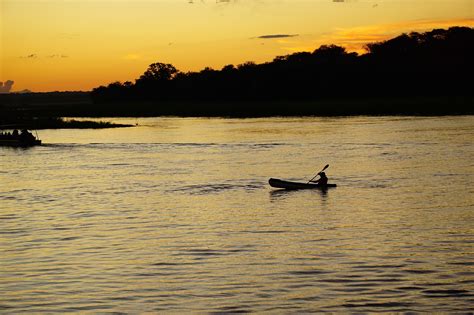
1 116 473 312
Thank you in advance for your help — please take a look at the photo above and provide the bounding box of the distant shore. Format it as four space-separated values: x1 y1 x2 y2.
0 92 472 120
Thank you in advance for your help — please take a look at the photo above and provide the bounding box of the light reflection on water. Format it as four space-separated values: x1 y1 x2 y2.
1 116 473 312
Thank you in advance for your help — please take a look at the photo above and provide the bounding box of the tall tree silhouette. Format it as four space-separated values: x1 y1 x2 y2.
133 63 179 100
138 63 178 82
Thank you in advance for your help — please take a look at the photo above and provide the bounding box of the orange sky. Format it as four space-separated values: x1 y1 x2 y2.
1 0 473 92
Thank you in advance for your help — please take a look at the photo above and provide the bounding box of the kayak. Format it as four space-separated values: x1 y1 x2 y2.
269 178 337 190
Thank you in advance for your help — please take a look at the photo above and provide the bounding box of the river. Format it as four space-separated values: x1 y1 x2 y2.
1 116 473 312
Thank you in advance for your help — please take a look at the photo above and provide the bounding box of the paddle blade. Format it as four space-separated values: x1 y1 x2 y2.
322 164 329 171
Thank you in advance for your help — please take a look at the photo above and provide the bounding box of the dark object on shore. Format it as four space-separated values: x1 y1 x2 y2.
269 178 337 190
0 129 41 147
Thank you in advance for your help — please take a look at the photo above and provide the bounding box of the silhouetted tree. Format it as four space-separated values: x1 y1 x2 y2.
133 62 179 100
138 62 178 82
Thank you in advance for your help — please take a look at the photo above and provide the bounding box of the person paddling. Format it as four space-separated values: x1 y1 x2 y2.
269 165 336 190
310 171 328 185
306 164 330 185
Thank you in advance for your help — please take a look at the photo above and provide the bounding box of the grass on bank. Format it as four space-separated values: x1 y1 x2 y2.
0 117 134 130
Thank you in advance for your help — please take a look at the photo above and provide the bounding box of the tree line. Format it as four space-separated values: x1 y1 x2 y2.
90 27 473 114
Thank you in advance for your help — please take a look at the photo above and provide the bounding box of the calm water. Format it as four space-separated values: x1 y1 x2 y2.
1 116 473 313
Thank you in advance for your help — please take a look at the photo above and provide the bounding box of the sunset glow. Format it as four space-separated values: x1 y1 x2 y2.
1 0 473 92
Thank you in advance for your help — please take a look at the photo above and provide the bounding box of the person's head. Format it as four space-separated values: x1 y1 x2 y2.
320 172 327 177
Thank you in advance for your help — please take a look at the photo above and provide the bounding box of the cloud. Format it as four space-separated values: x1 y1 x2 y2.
20 53 69 59
47 54 69 58
256 34 299 39
19 54 38 59
0 81 15 94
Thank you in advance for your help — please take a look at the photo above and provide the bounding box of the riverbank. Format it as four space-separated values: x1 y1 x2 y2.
0 117 134 130
1 92 472 118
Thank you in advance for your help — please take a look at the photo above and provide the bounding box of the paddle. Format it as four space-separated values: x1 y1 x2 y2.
307 164 329 184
